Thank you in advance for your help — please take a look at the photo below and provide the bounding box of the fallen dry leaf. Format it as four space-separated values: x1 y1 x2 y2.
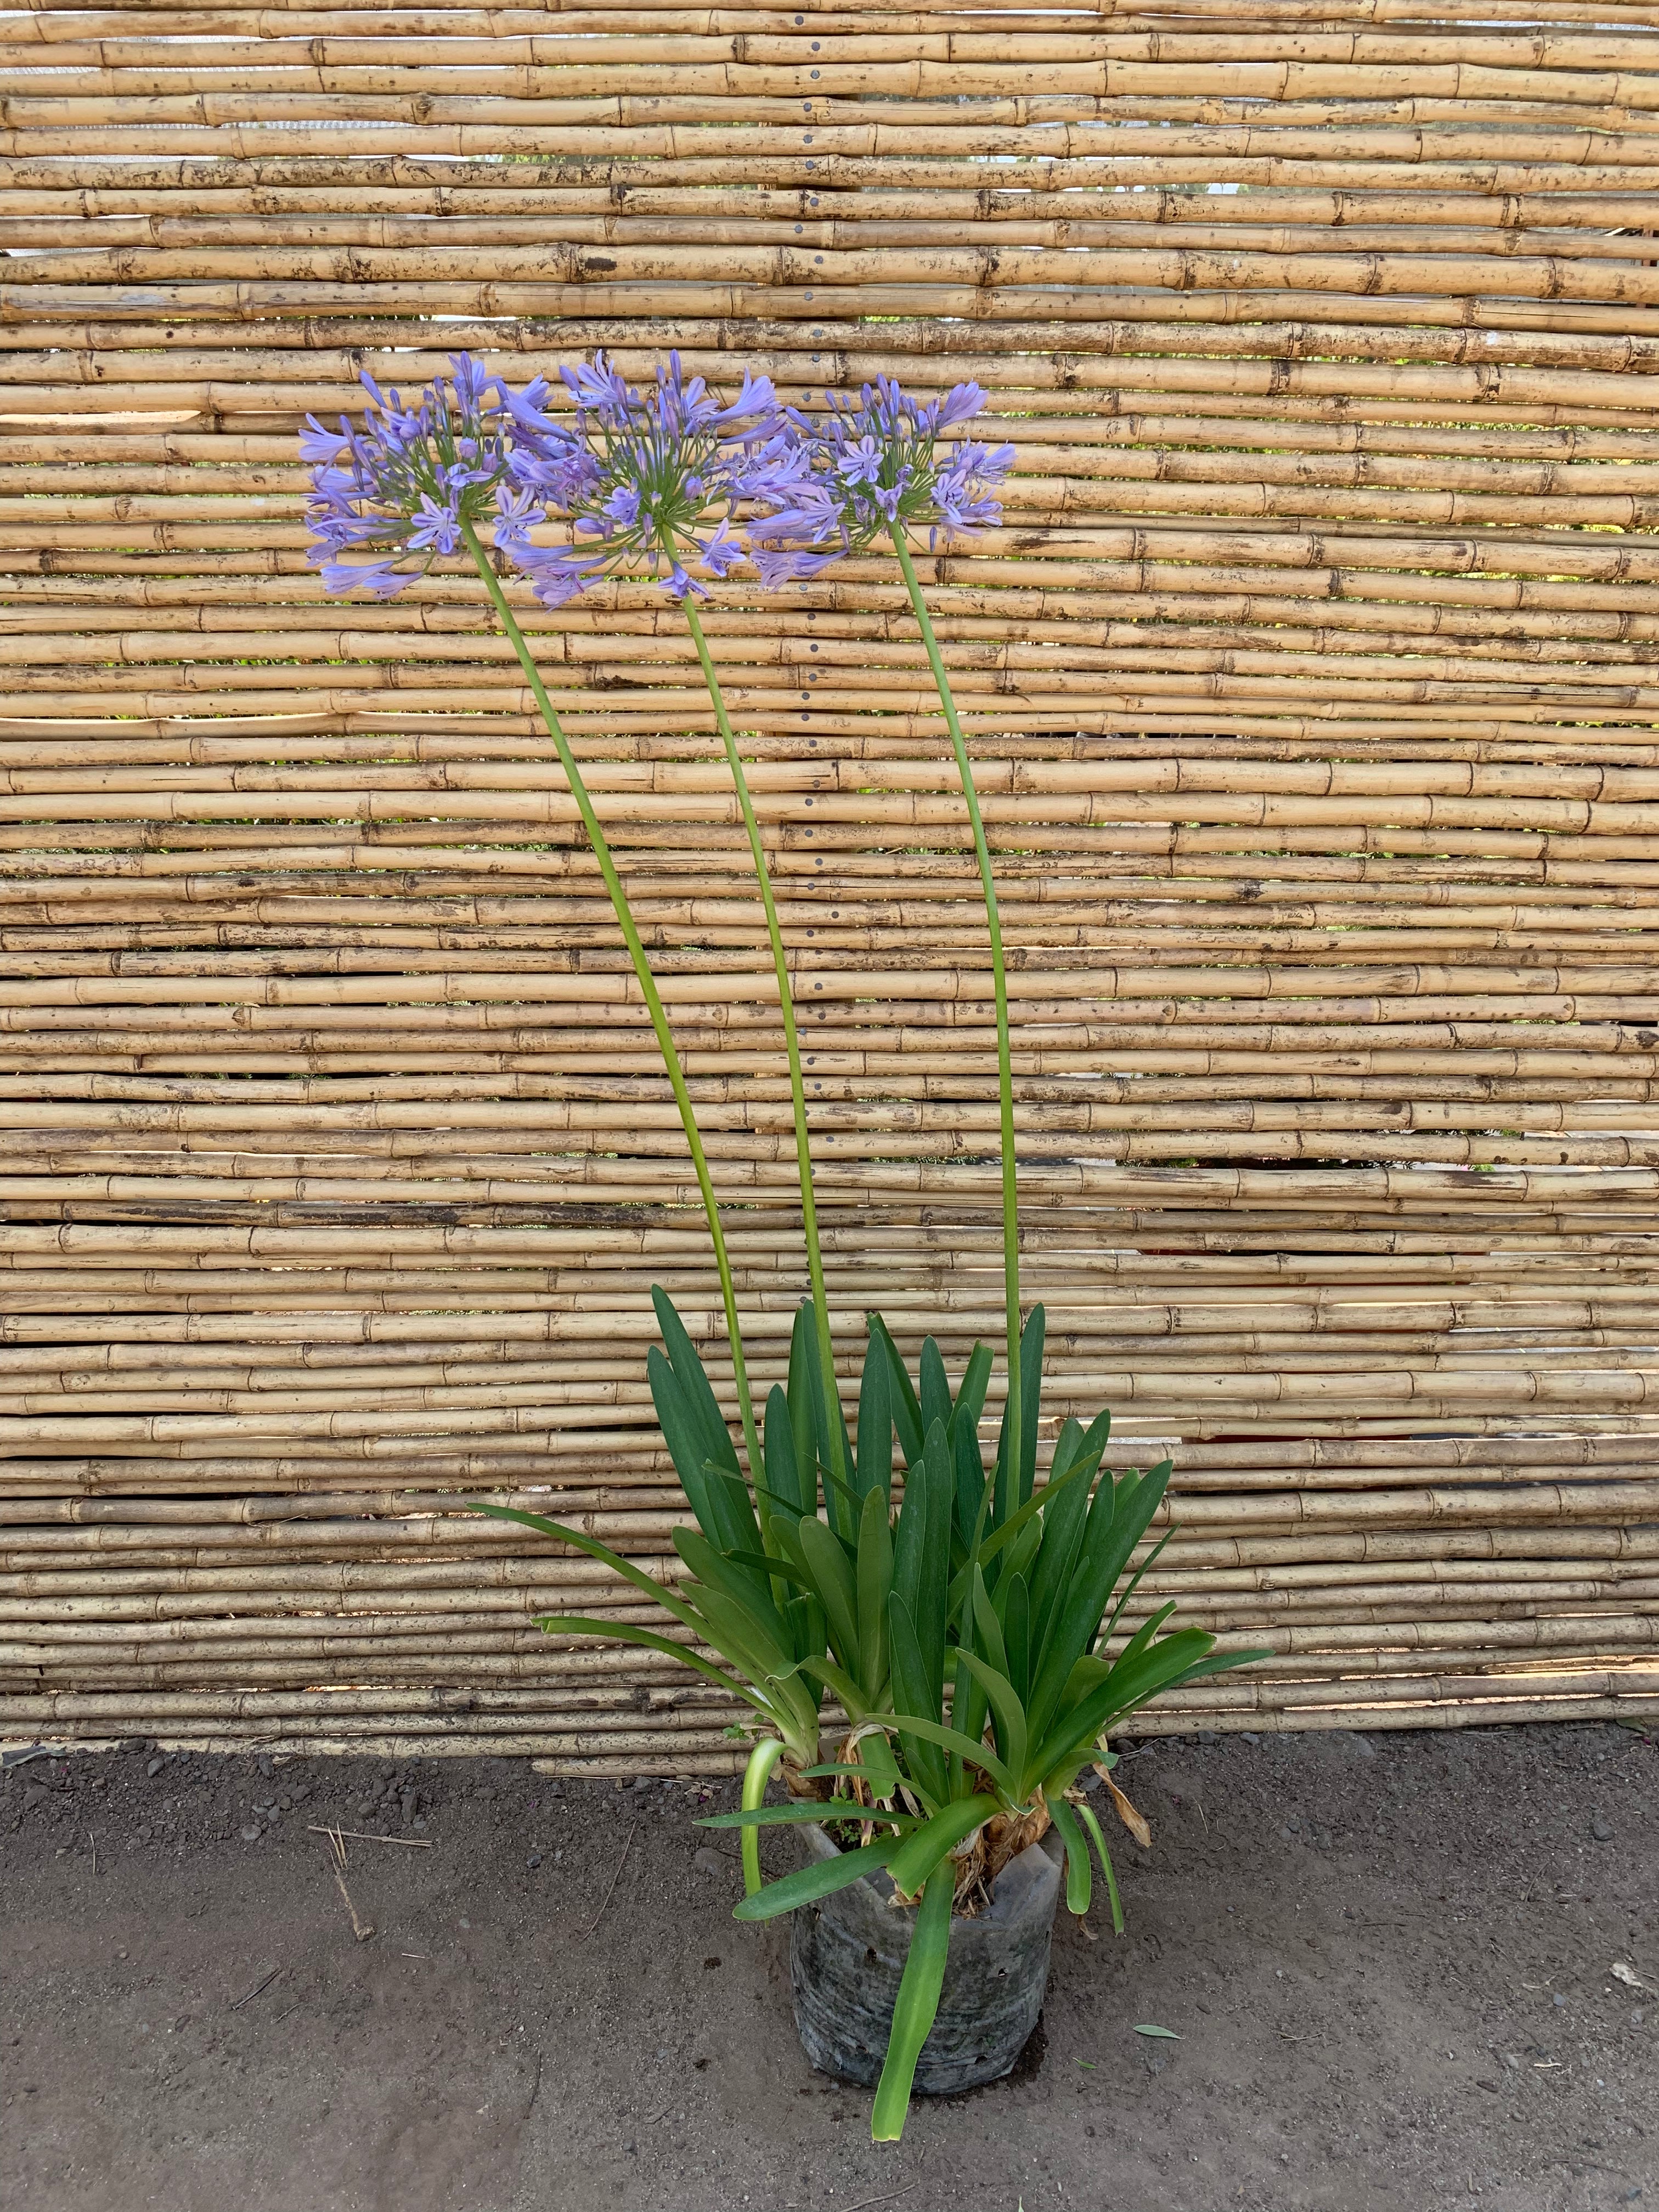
1096 1763 1153 1848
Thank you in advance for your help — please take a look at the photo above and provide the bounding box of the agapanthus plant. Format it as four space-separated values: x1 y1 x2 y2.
301 359 1262 2146
495 351 855 1502
744 380 1028 1495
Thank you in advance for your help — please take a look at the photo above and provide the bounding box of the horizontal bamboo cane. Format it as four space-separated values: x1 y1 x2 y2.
5 4 1658 46
13 25 1659 72
11 0 1659 29
12 212 1659 270
13 343 1659 420
4 97 1659 150
14 275 1659 342
13 155 1659 208
24 230 1659 304
7 1662 1657 1735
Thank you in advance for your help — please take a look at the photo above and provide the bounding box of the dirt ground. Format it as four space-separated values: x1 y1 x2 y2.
3 1719 1655 2212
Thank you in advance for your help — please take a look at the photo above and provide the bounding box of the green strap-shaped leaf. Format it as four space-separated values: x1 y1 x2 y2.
646 1344 709 1505
673 1526 788 1648
794 1652 872 1722
884 1791 1000 1896
731 1836 894 1921
1110 1598 1179 1675
817 1455 871 1531
871 1865 953 2143
651 1286 741 1475
794 1513 861 1672
533 1615 776 1718
856 1334 894 1506
1079 1641 1271 1748
918 1337 951 1444
950 1647 1028 1791
891 1413 947 1624
969 1565 1009 1679
763 1508 810 1579
885 1589 947 1807
867 1311 924 1469
648 1344 752 1551
1033 1627 1220 1778
947 1341 992 1545
868 1691 1018 1804
994 1515 1041 1607
794 1296 855 1538
946 1464 997 1628
466 1502 710 1638
1179 1644 1273 1684
1024 1412 1108 1644
687 1580 798 1688
1098 1526 1173 1651
972 1437 1092 1582
764 1383 806 1519
948 1650 986 1791
722 1548 816 1592
786 1305 819 1515
1074 1795 1125 1935
852 1726 902 1804
1025 1460 1173 1749
701 1802 921 1831
1048 1795 1093 1917
1048 1415 1085 1485
947 1341 992 1446
708 1466 764 1566
916 1418 953 1705
855 1483 894 1703
991 1303 1047 1521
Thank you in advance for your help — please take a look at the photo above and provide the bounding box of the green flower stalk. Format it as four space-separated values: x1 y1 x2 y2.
745 379 1027 1498
464 527 770 1493
884 524 1023 1501
680 599 850 1498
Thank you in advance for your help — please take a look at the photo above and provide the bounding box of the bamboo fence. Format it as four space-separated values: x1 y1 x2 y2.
3 0 1658 1770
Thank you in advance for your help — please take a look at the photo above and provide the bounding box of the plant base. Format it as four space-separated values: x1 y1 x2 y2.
789 1823 1062 2095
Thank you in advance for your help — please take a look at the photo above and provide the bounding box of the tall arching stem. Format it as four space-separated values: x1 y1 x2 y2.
462 522 766 1499
887 523 1023 1498
681 600 850 1498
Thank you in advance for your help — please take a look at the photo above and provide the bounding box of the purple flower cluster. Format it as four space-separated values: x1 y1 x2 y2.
301 352 1018 601
494 351 819 604
747 376 1015 564
302 354 521 599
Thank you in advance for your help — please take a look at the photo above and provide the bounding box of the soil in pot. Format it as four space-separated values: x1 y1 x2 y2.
789 1821 1062 2095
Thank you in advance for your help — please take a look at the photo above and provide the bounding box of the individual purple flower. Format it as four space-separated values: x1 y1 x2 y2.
744 376 1015 560
302 353 517 597
495 350 821 604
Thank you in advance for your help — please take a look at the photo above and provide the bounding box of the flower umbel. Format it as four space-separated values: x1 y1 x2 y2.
303 353 522 597
746 376 1015 562
495 351 813 603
